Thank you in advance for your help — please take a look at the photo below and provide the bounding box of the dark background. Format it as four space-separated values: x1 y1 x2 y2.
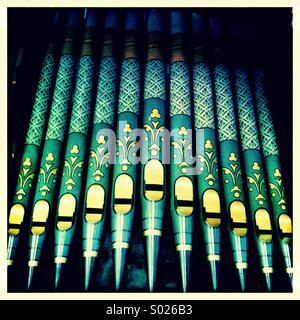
7 8 292 293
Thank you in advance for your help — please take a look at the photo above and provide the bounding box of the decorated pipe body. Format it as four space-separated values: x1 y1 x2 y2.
169 10 195 293
110 10 141 291
7 13 62 267
234 67 273 291
26 9 80 289
192 12 222 291
140 9 167 292
253 67 293 287
229 21 274 291
210 16 249 291
82 10 119 291
54 9 97 289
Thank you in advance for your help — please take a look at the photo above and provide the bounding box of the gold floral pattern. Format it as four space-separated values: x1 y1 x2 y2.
123 123 132 133
229 153 237 162
16 157 35 200
144 108 165 157
252 162 260 170
39 152 58 196
172 126 192 174
46 153 54 161
197 139 218 186
117 122 137 171
222 152 242 198
204 139 213 149
269 168 287 210
246 161 266 205
89 137 110 182
63 145 84 190
23 157 31 166
150 108 161 119
274 168 281 177
97 135 106 145
70 145 79 154
179 126 187 136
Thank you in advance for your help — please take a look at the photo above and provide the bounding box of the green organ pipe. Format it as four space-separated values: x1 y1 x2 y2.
211 16 249 292
253 66 293 287
82 10 119 291
169 10 195 293
141 9 167 293
7 9 292 293
54 9 97 289
26 9 80 289
228 20 275 291
110 10 141 291
192 12 222 291
7 13 62 267
234 63 274 292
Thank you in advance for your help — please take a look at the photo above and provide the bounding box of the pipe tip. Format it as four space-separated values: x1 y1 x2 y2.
27 267 35 290
55 263 62 290
209 260 220 291
288 272 293 289
178 249 191 293
264 272 272 292
146 235 160 293
237 268 247 292
84 256 96 291
114 247 127 291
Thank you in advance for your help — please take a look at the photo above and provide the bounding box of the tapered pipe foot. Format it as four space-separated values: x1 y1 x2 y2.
84 256 96 291
114 247 127 291
178 249 191 293
146 235 160 293
209 259 220 291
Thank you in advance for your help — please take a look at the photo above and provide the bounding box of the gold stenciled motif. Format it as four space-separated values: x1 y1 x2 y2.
197 139 218 186
222 152 242 198
63 144 84 191
23 157 31 166
16 157 35 200
246 161 266 205
116 123 137 171
89 135 110 182
172 126 193 174
269 168 287 210
46 153 54 161
144 108 165 157
70 144 79 154
39 152 59 196
150 108 161 119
